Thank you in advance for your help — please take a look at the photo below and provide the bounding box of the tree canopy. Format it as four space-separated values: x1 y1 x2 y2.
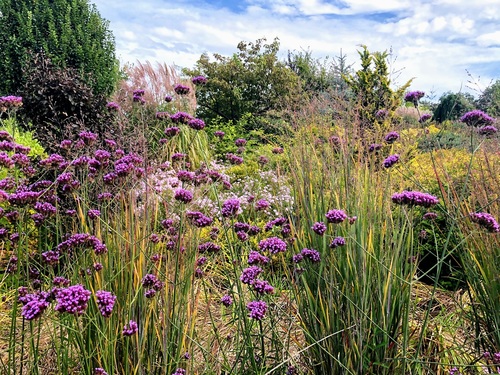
0 0 119 96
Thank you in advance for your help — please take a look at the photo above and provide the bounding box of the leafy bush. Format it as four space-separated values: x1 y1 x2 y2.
433 92 475 123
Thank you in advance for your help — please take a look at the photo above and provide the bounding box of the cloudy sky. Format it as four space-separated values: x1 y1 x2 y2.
92 0 500 99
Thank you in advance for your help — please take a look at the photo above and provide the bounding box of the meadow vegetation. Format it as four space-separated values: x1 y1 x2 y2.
0 29 499 375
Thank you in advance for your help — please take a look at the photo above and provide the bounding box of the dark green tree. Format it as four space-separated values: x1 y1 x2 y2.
343 45 412 127
433 92 475 123
0 0 119 96
183 38 303 132
476 80 500 117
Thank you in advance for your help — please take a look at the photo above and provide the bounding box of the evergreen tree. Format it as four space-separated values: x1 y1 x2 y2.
0 0 118 96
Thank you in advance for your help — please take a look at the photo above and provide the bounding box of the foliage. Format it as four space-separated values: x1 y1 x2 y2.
475 79 500 117
343 45 412 128
432 92 475 123
18 52 115 152
183 38 304 132
0 117 46 158
0 0 119 97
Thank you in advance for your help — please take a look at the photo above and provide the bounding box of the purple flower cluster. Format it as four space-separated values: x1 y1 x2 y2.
0 95 23 111
94 368 108 375
419 113 432 123
57 233 108 255
248 250 270 265
247 300 268 320
259 237 287 254
214 130 225 139
470 212 500 233
192 75 207 85
186 211 213 227
95 290 116 317
54 284 92 315
188 118 206 130
165 127 180 137
383 154 400 168
170 112 193 124
123 320 138 336
423 212 438 220
106 102 120 111
235 138 247 147
369 143 382 152
272 147 284 154
133 89 145 104
221 198 240 217
300 248 321 262
329 236 346 248
20 292 51 320
174 188 193 203
240 266 263 284
141 274 164 297
174 84 190 95
165 95 173 102
252 279 274 294
384 131 400 144
171 368 186 375
391 191 439 208
460 110 495 127
477 125 497 136
404 91 425 106
198 241 221 253
226 153 244 165
221 294 233 306
325 209 347 224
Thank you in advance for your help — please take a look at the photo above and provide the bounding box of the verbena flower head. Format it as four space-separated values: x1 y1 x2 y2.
186 211 213 227
171 368 186 375
247 300 268 320
383 154 400 168
106 101 120 111
133 89 145 97
214 130 225 138
235 138 247 147
329 236 346 248
221 294 233 306
240 266 263 284
391 190 439 208
404 91 425 106
423 212 438 220
272 147 284 154
248 250 270 265
21 292 51 320
252 279 274 294
198 241 221 253
221 198 241 217
368 143 382 152
123 320 138 336
54 284 91 315
460 110 495 127
192 75 207 85
94 368 108 375
0 95 23 111
325 209 347 224
95 290 116 318
419 113 432 123
188 118 205 130
470 212 500 233
165 127 181 137
477 125 497 136
259 237 287 254
301 248 321 262
174 84 190 95
174 188 193 203
384 131 400 143
165 95 173 102
170 112 193 124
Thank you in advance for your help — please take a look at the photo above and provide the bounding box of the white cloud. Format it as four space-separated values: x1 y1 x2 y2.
92 0 500 97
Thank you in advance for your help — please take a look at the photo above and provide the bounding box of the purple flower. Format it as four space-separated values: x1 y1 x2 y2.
198 241 221 253
88 209 101 219
325 209 347 224
95 290 116 318
221 198 241 217
383 154 400 168
106 102 120 111
54 284 92 315
221 294 233 307
255 199 270 211
214 130 225 138
94 368 109 375
470 212 500 233
248 251 270 265
174 188 193 203
259 237 287 254
384 131 400 143
123 320 139 336
42 250 60 265
192 75 207 85
240 266 263 284
171 369 186 375
423 212 438 220
311 222 327 235
237 231 248 241
170 112 193 124
0 95 23 110
174 84 190 95
419 113 432 123
79 131 98 145
272 147 284 154
165 126 180 137
477 125 497 136
460 110 495 127
172 152 187 161
247 300 268 320
301 248 321 262
165 95 173 102
21 292 51 320
235 138 247 147
133 89 145 97
391 191 439 208
226 153 244 165
188 118 206 130
404 91 425 106
329 236 346 248
156 111 170 119
252 279 274 294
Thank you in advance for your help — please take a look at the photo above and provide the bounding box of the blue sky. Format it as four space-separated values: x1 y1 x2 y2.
92 0 500 98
